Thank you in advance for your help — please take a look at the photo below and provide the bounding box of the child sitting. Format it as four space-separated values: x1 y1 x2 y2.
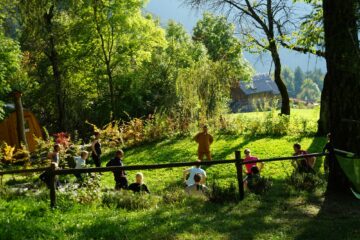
106 150 128 190
128 172 150 193
292 143 316 173
246 166 261 191
185 173 209 197
183 160 206 186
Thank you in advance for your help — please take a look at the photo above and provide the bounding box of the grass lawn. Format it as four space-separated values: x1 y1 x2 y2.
1 108 359 240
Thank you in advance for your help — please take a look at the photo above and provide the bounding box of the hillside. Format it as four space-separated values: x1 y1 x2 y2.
1 109 359 240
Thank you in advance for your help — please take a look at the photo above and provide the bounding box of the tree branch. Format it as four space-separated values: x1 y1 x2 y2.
275 19 325 57
279 40 325 57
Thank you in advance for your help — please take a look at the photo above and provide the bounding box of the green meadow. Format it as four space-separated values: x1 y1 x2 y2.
1 109 359 240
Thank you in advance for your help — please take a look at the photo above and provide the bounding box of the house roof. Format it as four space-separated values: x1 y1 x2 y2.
239 74 280 96
2 103 31 120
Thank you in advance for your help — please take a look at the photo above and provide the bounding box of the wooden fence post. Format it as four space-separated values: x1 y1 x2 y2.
235 150 244 201
49 163 57 208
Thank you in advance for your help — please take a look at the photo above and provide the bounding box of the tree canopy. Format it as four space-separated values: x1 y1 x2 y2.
0 3 252 135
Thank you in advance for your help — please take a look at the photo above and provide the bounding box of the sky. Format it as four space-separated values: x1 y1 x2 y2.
145 0 326 74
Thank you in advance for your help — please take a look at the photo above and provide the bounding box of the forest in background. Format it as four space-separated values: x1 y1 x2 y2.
0 1 252 137
0 0 325 139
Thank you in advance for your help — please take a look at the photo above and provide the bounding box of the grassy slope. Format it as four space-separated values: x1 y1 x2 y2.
1 108 360 240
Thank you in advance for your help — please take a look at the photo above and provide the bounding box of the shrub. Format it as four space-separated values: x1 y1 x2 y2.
208 181 239 203
31 135 53 167
102 190 160 210
214 108 317 137
162 187 187 204
58 174 102 204
286 171 325 192
263 111 290 136
0 142 30 166
54 132 71 148
88 112 194 149
247 177 273 195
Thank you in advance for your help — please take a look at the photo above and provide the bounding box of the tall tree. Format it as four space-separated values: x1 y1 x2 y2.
306 68 324 90
184 0 291 115
294 66 305 96
323 0 360 192
84 0 165 120
17 0 72 131
0 22 22 120
297 78 321 102
281 66 295 97
193 13 252 80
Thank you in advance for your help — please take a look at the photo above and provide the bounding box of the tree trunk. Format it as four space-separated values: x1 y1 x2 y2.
13 91 28 148
44 6 65 131
317 73 330 135
323 0 360 192
269 42 290 115
92 3 115 119
105 60 115 119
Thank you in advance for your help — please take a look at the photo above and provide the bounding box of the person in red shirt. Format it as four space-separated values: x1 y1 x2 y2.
194 125 213 161
243 148 264 174
292 143 316 173
243 148 264 190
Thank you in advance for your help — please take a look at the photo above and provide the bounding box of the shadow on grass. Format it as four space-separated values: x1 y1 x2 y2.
3 176 353 240
212 135 265 160
75 178 324 240
289 136 360 239
294 191 360 240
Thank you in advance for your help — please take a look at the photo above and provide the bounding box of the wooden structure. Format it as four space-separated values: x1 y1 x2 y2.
0 104 43 152
230 74 281 112
0 152 326 208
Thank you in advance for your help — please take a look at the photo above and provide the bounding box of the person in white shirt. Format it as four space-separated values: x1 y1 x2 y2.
183 160 206 186
74 151 89 181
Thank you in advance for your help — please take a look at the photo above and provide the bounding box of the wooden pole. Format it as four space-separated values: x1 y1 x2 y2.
13 91 28 148
49 163 56 208
235 150 244 201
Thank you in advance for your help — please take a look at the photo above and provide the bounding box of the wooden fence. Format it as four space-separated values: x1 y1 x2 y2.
0 151 327 208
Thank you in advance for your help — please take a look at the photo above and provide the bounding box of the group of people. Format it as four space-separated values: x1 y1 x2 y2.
105 149 150 193
41 126 324 196
41 133 150 194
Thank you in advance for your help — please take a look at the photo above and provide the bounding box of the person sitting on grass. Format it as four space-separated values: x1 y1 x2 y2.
244 166 261 191
128 172 150 194
243 148 264 175
106 150 128 190
74 151 89 182
183 160 206 186
185 173 209 197
292 143 316 174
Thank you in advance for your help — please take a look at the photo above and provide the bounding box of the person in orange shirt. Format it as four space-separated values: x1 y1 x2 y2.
194 125 213 161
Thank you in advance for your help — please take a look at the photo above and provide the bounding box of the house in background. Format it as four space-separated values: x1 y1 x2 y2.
0 104 43 152
230 74 280 112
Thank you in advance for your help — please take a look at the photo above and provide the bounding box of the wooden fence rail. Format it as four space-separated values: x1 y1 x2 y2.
0 151 327 208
